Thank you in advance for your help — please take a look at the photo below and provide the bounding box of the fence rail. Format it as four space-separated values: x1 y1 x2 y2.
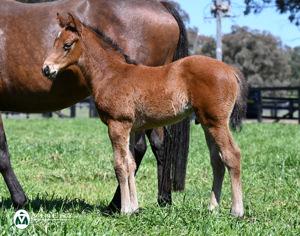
247 87 300 124
3 96 98 119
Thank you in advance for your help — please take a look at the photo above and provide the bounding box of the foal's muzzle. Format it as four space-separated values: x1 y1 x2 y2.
42 65 57 80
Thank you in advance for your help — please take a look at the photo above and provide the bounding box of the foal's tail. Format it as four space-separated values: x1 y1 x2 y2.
230 68 248 132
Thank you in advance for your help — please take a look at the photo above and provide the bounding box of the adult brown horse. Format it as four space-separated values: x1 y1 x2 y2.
43 13 248 217
0 0 190 210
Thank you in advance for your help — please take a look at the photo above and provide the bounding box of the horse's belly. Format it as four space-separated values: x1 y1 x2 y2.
133 97 193 130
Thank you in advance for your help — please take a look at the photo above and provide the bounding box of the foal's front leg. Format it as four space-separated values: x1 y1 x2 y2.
108 121 138 215
106 130 147 212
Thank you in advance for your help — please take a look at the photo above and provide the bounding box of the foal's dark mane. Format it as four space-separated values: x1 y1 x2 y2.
83 24 138 65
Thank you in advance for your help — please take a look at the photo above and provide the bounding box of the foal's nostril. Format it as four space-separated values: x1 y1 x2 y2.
42 65 50 77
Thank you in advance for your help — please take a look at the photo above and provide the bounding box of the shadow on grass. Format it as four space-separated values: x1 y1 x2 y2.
1 194 121 217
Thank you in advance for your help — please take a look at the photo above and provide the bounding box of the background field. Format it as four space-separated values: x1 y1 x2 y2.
0 118 299 235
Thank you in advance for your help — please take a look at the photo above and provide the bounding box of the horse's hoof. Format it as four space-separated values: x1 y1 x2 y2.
106 202 120 214
158 195 172 207
13 194 27 210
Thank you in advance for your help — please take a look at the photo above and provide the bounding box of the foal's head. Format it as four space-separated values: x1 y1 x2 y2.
42 13 84 80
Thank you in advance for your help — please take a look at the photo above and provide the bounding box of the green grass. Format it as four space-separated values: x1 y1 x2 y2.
0 119 299 235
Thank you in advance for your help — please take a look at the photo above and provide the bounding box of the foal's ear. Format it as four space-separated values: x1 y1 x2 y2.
67 13 83 35
56 13 68 28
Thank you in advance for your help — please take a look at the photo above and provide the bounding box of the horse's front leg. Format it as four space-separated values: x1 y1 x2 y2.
0 113 27 208
108 120 138 215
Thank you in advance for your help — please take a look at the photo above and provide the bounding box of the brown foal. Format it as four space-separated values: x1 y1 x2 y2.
42 13 247 217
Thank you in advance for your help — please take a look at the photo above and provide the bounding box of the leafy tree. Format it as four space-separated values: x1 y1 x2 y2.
187 26 216 57
223 25 292 87
244 0 300 26
290 46 300 85
189 25 293 87
186 28 221 57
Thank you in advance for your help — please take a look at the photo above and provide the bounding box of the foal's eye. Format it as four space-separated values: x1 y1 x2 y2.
63 42 73 50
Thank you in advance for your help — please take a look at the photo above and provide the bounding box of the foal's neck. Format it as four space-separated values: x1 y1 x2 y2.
80 28 130 88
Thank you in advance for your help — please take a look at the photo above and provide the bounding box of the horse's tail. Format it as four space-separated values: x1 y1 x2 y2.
230 68 248 132
160 1 189 60
161 1 190 192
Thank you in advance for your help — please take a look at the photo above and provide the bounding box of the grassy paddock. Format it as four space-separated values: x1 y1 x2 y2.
0 118 299 235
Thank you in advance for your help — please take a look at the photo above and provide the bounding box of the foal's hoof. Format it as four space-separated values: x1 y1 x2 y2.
208 206 219 216
120 208 139 217
231 209 245 219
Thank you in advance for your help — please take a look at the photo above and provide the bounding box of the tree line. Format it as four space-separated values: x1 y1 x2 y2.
188 25 300 87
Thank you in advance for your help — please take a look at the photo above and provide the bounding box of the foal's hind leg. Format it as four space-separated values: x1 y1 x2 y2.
203 130 225 212
0 113 27 208
203 123 244 217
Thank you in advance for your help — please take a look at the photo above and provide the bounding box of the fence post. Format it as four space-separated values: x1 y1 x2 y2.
89 97 93 117
298 88 300 124
89 96 98 117
289 99 294 119
70 105 76 118
42 112 52 118
257 89 262 122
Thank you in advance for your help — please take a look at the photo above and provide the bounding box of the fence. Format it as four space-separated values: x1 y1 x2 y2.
3 87 300 123
3 96 98 119
247 87 300 124
40 97 98 118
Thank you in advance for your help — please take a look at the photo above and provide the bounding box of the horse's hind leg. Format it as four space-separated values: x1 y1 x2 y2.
0 113 27 208
146 128 172 206
203 123 244 217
